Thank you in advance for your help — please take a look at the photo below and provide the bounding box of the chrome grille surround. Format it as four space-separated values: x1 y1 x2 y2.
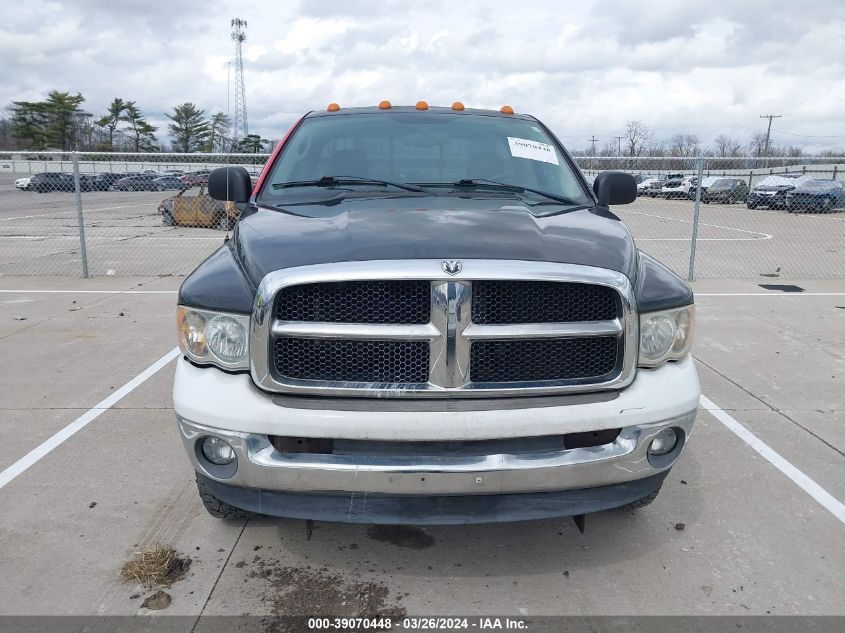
250 260 638 398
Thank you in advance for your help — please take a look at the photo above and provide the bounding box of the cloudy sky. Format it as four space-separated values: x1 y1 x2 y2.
3 0 844 152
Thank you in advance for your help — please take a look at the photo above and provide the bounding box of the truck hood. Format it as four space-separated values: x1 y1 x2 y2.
235 197 637 286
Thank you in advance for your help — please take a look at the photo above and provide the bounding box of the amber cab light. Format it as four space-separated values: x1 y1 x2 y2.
378 100 392 109
415 101 429 110
326 103 340 112
451 102 465 111
500 105 514 114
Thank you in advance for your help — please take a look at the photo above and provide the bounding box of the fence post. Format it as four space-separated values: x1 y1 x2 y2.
72 151 90 278
687 156 705 282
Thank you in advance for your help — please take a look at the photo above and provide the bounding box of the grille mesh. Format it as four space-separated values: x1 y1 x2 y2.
470 337 619 383
276 280 430 324
274 338 430 383
472 281 618 324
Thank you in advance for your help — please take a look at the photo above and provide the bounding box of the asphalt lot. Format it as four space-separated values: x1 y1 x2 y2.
1 172 844 279
0 275 843 620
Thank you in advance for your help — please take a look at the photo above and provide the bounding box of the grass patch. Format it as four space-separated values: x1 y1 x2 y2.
120 543 191 587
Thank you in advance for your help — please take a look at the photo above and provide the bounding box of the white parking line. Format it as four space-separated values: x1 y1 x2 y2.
696 292 845 296
0 204 151 222
700 394 845 525
0 347 180 490
0 289 178 294
618 208 774 240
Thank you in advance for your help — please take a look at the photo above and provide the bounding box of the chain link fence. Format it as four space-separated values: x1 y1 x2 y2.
1 151 843 279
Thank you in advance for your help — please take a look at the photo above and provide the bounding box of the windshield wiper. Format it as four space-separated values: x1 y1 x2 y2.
449 179 579 205
272 176 424 193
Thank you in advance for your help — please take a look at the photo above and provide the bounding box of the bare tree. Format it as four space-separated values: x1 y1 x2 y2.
713 134 742 157
748 132 767 158
625 120 652 157
670 134 700 157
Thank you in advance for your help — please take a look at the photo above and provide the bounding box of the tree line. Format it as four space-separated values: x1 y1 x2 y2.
1 90 272 153
2 93 841 157
581 120 841 159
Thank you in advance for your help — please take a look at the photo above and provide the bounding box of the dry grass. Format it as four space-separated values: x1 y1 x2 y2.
120 543 191 588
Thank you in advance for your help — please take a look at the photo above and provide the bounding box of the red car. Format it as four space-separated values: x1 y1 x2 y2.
179 170 212 187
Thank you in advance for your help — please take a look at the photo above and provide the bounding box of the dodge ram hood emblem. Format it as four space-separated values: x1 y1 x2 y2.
442 260 462 275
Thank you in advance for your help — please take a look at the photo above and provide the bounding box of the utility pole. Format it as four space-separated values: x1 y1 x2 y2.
589 136 598 171
759 114 781 164
614 136 624 156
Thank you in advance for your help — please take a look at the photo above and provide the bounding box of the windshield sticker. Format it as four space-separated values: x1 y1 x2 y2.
507 137 559 165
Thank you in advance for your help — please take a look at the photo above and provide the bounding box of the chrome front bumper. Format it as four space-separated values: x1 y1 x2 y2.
177 409 696 496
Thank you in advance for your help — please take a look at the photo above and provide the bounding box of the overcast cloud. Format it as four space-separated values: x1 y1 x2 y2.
2 0 844 152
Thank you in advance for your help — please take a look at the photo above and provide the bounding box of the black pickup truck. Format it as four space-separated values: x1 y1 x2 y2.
174 103 699 526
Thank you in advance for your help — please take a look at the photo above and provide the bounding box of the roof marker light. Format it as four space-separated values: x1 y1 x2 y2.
451 102 465 111
379 100 392 110
326 103 340 112
500 105 514 115
415 101 429 110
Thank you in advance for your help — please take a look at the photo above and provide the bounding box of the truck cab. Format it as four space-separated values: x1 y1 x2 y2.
174 103 699 525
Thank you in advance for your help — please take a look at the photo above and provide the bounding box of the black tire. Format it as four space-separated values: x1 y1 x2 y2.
822 198 834 213
162 211 176 226
196 474 257 519
747 201 757 209
617 486 662 510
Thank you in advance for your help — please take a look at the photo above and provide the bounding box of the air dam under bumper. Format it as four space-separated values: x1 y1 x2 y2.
174 355 699 522
195 471 670 524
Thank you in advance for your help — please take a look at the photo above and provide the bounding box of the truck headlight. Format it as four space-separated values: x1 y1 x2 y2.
638 305 695 367
178 306 250 370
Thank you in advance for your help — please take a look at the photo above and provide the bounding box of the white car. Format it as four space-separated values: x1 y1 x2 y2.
661 176 695 198
15 177 31 191
636 177 663 196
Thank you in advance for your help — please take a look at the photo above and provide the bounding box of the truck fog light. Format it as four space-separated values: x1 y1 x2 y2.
201 436 236 465
648 428 678 456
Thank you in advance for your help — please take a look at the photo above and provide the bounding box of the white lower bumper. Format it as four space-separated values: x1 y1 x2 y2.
173 354 700 441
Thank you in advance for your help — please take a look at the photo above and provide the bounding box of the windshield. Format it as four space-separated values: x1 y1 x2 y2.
800 180 837 191
259 112 592 208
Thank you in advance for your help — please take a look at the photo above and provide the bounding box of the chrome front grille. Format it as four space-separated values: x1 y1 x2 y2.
250 260 638 398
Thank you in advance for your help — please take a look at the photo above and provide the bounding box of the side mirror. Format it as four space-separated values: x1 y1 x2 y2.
208 166 252 203
593 171 637 206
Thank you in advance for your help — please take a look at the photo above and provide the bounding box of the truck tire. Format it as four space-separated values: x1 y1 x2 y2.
617 486 662 510
196 475 257 519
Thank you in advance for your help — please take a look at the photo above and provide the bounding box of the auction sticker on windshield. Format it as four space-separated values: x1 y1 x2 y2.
507 137 559 165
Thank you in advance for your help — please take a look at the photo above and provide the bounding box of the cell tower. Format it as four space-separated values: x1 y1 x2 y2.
231 18 248 144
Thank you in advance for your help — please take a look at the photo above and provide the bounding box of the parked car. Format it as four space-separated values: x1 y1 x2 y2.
78 175 98 192
786 179 845 213
159 185 238 230
687 176 720 200
746 175 807 210
174 102 699 525
661 176 695 198
90 172 126 191
29 172 75 192
180 170 212 187
701 178 749 204
638 177 664 196
112 174 160 191
153 176 187 191
640 173 684 197
15 177 31 191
